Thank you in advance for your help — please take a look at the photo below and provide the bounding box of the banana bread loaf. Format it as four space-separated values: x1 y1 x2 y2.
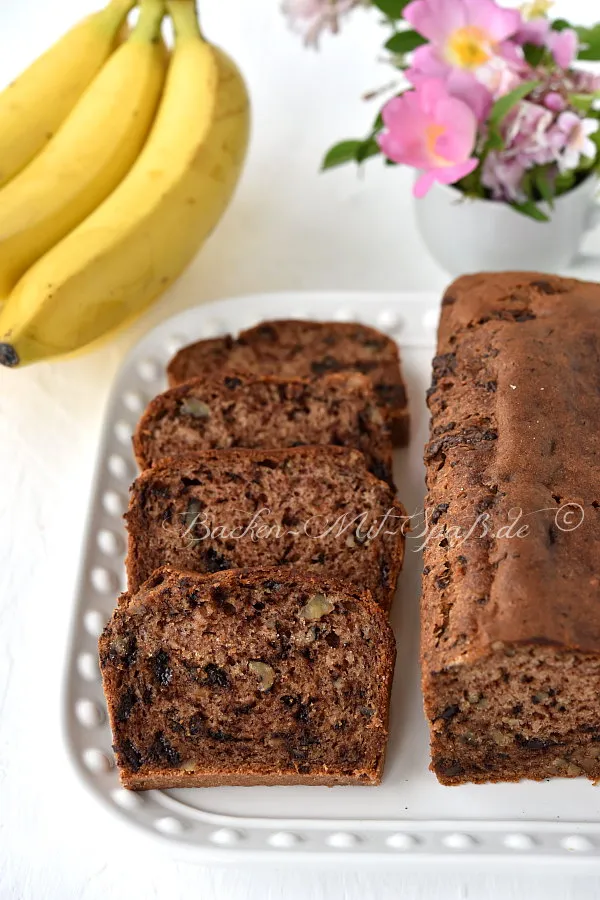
133 371 394 484
422 272 600 785
125 446 406 608
99 566 396 790
167 320 409 445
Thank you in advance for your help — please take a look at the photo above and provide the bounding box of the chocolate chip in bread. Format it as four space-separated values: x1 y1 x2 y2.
133 371 394 485
126 446 406 609
99 566 396 790
167 320 409 445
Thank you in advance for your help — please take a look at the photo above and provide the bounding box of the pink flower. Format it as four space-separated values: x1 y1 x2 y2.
547 29 578 69
554 111 599 172
408 66 492 121
282 0 361 47
514 17 550 46
404 0 521 75
445 70 493 121
474 55 522 97
514 15 577 69
378 79 478 198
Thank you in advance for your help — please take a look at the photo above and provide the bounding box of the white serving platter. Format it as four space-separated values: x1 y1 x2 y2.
63 291 600 862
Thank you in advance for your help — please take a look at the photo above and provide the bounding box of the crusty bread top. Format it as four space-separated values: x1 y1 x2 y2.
422 272 600 674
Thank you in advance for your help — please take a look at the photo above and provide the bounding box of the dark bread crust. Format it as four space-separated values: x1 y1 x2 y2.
125 446 406 609
167 320 409 446
422 272 600 785
132 371 394 485
99 567 396 790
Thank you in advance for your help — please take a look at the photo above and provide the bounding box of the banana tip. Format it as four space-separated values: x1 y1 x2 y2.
0 344 19 367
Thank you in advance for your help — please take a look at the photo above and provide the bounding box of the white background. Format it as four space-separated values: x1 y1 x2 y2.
1 0 600 897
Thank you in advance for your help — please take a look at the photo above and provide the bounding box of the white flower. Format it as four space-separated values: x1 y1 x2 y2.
556 112 599 173
282 0 361 47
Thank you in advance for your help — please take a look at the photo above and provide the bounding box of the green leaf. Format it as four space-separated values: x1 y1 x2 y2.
532 167 554 208
579 152 598 172
321 137 382 172
576 24 600 61
457 169 485 198
523 43 545 67
485 129 505 151
371 0 411 21
590 129 600 155
552 19 573 32
489 80 540 127
591 132 600 174
321 140 363 171
568 92 596 114
554 170 576 195
356 137 382 164
372 110 384 133
511 200 550 222
385 30 428 54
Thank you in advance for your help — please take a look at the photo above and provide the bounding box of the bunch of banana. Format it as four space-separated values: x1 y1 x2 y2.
0 0 251 368
0 0 135 188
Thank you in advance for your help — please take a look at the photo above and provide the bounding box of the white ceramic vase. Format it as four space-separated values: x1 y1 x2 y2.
414 175 600 276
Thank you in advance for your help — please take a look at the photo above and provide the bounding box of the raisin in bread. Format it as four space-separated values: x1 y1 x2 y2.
99 567 396 789
133 371 394 484
126 446 406 609
167 320 409 445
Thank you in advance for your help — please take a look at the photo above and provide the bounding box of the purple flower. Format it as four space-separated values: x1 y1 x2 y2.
482 154 528 202
482 101 560 201
570 71 600 94
544 92 566 112
282 0 361 47
553 112 599 172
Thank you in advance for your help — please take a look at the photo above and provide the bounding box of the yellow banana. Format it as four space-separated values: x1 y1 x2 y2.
0 0 251 368
0 0 167 299
0 0 136 189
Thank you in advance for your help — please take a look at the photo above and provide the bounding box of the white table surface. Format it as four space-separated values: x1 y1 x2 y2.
2 1 600 897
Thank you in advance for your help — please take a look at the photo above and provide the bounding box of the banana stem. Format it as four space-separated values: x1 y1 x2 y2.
166 1 202 41
131 0 166 41
101 0 137 30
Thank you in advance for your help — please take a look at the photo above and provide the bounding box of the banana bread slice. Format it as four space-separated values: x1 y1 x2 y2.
423 272 600 785
167 320 409 445
99 566 396 790
132 371 394 483
125 446 406 608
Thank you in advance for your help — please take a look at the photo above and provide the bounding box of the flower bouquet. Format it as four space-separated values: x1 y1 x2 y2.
284 0 600 223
